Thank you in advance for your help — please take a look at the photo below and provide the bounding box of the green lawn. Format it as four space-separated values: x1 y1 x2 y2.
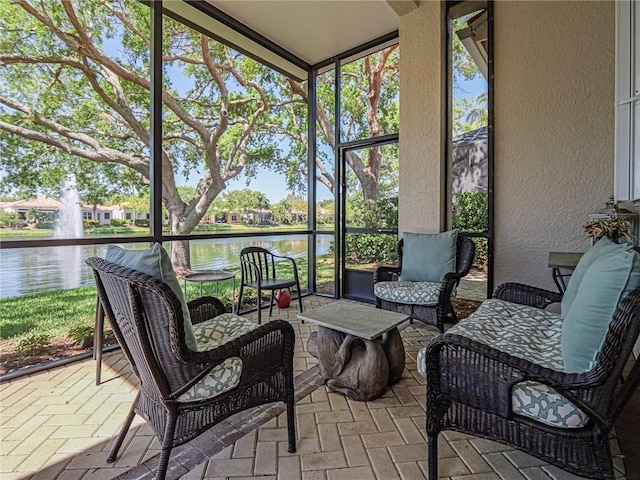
0 255 336 355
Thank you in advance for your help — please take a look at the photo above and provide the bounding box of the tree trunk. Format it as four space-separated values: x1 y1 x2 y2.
168 209 193 274
170 239 191 276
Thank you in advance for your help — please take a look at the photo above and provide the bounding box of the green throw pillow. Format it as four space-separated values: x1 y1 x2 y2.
560 238 624 318
400 231 458 283
561 245 640 373
105 243 197 351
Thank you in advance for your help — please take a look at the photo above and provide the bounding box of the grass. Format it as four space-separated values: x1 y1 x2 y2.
0 254 336 349
0 286 98 342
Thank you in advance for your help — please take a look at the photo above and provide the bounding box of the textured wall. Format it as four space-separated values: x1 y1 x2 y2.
398 1 444 235
398 1 615 291
493 1 615 290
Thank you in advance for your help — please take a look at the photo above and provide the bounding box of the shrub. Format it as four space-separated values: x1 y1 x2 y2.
0 212 28 229
15 331 51 354
452 192 488 233
67 322 95 348
134 219 149 227
110 218 128 227
452 192 488 269
345 233 397 265
84 219 100 228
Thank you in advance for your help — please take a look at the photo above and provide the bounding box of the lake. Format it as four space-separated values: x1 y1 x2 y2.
0 235 333 299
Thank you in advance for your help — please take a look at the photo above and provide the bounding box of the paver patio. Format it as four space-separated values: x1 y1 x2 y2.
1 293 638 480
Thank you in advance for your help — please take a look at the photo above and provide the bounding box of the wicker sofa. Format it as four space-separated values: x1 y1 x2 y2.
420 239 640 479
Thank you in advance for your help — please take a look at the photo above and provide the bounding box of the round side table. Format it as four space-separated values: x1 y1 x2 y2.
182 270 236 313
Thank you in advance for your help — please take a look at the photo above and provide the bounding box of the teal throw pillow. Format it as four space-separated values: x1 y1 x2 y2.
105 243 197 351
560 238 623 318
561 245 640 373
400 231 458 283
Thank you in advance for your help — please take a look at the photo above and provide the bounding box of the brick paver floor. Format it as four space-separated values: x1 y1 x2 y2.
1 296 638 480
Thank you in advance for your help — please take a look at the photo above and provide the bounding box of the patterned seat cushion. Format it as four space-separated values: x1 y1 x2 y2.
178 313 258 403
374 280 456 306
417 299 589 428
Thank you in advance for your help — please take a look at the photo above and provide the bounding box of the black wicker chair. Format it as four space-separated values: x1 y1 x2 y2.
373 234 475 333
237 246 304 325
425 282 640 479
86 257 296 480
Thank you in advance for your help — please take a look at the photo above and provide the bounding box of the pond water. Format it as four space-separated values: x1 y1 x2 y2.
0 235 332 299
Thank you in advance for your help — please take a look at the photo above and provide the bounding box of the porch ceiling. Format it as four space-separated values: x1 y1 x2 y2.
207 0 398 66
194 0 399 78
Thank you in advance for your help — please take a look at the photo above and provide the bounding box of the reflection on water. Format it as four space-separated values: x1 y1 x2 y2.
0 235 331 299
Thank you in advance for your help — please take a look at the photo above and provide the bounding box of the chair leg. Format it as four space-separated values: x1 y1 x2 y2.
427 432 438 480
296 279 303 314
107 395 138 463
237 285 245 314
94 298 105 386
286 398 296 454
154 413 178 480
257 287 262 325
269 290 275 318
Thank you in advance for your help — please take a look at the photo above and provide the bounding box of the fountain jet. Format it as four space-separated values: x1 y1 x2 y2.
54 174 84 238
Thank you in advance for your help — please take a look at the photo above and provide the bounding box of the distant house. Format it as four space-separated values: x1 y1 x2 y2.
0 197 62 220
290 209 307 223
0 197 153 226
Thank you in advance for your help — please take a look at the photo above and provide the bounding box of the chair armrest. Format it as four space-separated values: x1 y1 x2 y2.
272 254 301 278
188 296 227 324
425 333 606 423
183 319 295 382
374 266 401 283
493 283 562 309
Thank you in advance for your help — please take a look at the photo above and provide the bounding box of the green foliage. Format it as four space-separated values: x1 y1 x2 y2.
134 219 149 227
35 222 55 229
345 233 397 265
338 196 399 265
452 192 487 233
471 237 488 269
110 218 128 227
83 219 100 228
193 224 232 232
451 192 488 268
67 321 95 347
14 332 51 354
0 212 24 228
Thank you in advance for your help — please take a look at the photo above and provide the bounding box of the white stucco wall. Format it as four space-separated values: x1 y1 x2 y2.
398 1 615 291
398 1 444 235
493 1 614 290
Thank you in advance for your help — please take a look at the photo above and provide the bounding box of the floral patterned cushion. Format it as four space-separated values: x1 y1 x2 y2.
417 299 589 428
178 313 257 403
374 281 456 306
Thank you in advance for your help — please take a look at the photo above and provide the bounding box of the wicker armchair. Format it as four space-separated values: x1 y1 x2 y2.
425 282 640 480
86 257 296 480
373 234 475 333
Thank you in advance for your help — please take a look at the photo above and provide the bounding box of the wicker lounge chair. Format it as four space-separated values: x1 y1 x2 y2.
423 282 640 479
373 233 475 333
86 257 296 480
